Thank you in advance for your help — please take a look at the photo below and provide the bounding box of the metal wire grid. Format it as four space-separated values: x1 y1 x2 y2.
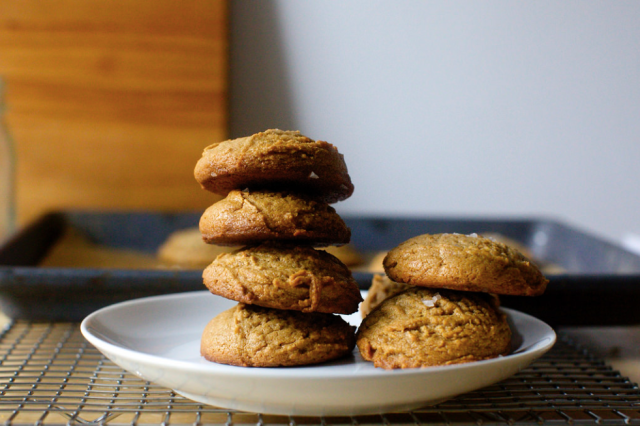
0 322 639 426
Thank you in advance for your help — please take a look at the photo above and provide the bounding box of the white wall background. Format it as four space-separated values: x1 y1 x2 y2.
229 1 640 244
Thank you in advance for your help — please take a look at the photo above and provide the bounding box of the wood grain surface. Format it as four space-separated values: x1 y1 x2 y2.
0 0 227 226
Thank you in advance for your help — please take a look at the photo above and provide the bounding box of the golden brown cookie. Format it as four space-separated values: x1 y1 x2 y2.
383 233 549 296
362 274 502 318
321 243 363 267
41 227 160 270
356 287 511 369
157 227 237 269
199 190 351 247
194 129 354 203
364 250 387 273
203 243 363 314
360 274 411 318
201 303 356 367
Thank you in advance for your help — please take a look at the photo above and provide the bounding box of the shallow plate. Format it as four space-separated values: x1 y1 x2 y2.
81 291 556 416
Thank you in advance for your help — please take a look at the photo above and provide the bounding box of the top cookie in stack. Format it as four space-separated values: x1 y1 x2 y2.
195 129 362 368
194 128 354 204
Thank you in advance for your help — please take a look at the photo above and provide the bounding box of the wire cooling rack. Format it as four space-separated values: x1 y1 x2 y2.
0 322 639 426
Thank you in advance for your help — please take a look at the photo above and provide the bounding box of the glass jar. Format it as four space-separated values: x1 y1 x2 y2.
0 77 15 243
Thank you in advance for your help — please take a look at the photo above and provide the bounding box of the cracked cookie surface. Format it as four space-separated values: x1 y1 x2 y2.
356 287 511 369
194 129 354 203
201 303 356 367
199 190 351 246
383 233 548 296
202 242 363 314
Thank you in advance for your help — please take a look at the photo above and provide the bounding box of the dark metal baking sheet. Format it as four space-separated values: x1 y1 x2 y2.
1 211 639 324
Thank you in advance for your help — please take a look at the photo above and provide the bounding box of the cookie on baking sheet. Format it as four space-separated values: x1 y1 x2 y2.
202 243 363 314
383 233 549 296
364 250 387 273
194 129 354 203
360 274 411 318
356 287 511 369
201 303 356 367
199 190 351 247
157 227 237 269
321 243 363 267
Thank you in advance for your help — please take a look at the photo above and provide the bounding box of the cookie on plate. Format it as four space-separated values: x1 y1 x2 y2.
203 243 363 314
356 287 511 369
201 303 356 367
194 129 354 203
199 190 351 247
383 233 548 296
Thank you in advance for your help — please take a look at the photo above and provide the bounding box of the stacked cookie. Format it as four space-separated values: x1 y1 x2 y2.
193 129 363 367
357 233 549 369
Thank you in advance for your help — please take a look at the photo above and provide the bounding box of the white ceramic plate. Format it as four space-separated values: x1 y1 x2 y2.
81 291 556 416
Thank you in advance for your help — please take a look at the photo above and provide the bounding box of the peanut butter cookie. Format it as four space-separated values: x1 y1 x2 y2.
199 190 351 246
157 227 237 269
201 303 356 367
356 287 511 369
320 243 363 267
360 274 411 318
383 233 548 296
194 129 354 203
203 243 363 314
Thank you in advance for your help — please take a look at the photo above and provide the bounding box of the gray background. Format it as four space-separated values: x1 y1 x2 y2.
229 1 640 244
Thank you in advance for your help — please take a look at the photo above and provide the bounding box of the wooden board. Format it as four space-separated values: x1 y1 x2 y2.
0 0 227 226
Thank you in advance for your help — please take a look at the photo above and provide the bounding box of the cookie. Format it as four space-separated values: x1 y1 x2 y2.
360 274 411 318
41 227 160 269
194 129 354 203
157 227 237 269
383 233 548 296
201 303 356 367
202 243 363 314
364 250 387 273
321 243 363 267
356 287 511 369
359 274 502 318
199 190 351 247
